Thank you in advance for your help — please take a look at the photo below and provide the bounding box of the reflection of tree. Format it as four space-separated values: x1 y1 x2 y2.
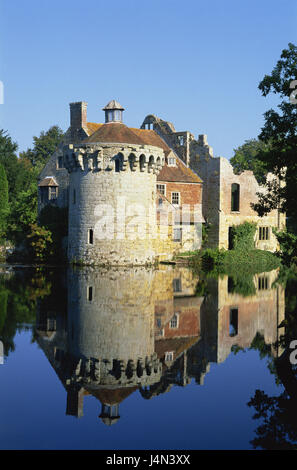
248 388 297 450
0 269 53 356
247 269 297 449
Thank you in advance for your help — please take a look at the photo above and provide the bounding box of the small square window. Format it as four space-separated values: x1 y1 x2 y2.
259 227 269 241
165 351 174 362
173 227 182 242
258 276 269 290
49 187 58 200
170 314 179 329
173 278 182 292
168 157 176 166
171 192 180 205
157 184 166 195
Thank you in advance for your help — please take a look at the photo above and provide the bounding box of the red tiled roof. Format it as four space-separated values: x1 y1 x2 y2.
86 122 103 135
89 386 138 405
155 336 199 360
158 158 202 184
84 123 202 184
84 122 147 145
131 128 171 155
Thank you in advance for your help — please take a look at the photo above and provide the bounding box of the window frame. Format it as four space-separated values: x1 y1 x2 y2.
171 191 180 206
157 184 166 196
231 183 240 212
259 226 270 241
173 227 182 242
169 313 179 329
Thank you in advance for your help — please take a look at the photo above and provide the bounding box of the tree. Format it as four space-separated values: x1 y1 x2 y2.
5 125 64 249
20 125 64 171
0 130 23 200
230 139 269 184
0 164 9 240
7 182 38 245
252 43 297 220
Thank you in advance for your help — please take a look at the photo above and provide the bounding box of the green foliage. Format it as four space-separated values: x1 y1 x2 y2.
39 205 68 262
26 223 54 263
202 222 211 247
7 182 38 245
230 139 269 184
0 287 8 333
253 43 297 220
201 248 226 271
0 269 55 357
229 221 257 251
1 125 64 254
0 164 9 240
228 273 256 297
273 229 297 266
20 125 64 172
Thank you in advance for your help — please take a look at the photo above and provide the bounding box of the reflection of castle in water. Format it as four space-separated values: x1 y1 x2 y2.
36 266 285 425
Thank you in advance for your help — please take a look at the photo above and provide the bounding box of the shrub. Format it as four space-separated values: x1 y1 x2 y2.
229 221 257 251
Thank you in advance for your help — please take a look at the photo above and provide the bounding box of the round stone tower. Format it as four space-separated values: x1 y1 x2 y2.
63 100 165 266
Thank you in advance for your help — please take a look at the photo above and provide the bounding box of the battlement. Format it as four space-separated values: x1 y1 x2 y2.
63 142 165 175
65 353 162 388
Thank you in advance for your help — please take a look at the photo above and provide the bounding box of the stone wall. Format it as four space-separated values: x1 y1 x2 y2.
64 142 165 265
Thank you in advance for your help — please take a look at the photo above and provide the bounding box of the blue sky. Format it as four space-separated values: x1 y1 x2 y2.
0 0 296 158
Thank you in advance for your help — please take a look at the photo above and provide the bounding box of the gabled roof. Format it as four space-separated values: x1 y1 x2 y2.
158 158 202 184
38 176 58 187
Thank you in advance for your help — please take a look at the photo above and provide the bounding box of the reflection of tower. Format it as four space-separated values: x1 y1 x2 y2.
65 267 163 423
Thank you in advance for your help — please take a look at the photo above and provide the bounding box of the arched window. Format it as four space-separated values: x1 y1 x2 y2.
148 155 154 172
128 154 136 171
231 183 240 212
114 153 124 172
140 154 146 172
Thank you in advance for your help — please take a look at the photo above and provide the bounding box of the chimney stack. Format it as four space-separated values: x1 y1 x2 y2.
69 101 87 131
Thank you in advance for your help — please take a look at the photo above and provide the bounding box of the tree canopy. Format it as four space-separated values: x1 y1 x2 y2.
252 42 297 219
230 139 269 184
0 125 64 252
0 163 9 240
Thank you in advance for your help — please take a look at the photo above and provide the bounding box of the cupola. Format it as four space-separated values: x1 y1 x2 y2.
102 100 125 123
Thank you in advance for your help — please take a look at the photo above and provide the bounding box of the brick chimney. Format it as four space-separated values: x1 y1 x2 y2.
69 101 87 131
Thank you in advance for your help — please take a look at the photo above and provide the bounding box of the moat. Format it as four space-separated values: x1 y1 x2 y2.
0 263 295 450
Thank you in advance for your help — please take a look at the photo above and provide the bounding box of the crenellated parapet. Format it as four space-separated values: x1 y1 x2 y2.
64 353 162 389
63 142 165 175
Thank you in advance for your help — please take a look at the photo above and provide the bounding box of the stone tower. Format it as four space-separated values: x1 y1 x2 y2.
63 100 165 266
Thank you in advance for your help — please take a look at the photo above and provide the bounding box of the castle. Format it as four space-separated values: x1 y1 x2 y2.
36 265 285 424
38 100 285 265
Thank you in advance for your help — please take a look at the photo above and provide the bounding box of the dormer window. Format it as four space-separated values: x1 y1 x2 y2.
38 177 59 204
168 157 176 166
103 100 124 123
